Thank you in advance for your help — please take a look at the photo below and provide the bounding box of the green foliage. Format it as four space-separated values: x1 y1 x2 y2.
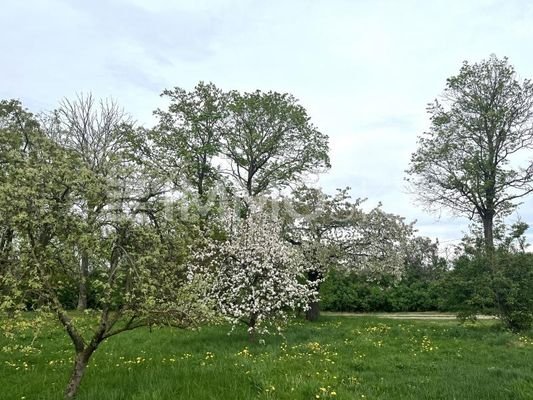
407 55 533 248
225 91 330 196
443 246 533 331
0 99 85 313
321 227 533 332
152 82 227 197
277 186 416 321
320 236 448 313
439 253 495 315
487 250 533 331
148 83 330 202
320 271 391 312
320 270 447 313
493 252 533 331
0 98 215 398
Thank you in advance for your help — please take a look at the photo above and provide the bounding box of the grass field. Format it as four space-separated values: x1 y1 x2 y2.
1 314 532 399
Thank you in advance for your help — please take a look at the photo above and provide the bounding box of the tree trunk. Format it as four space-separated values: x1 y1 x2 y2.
482 212 508 322
248 313 257 342
0 228 13 270
306 300 320 322
306 270 321 321
64 349 93 399
482 214 494 251
77 250 89 311
0 228 13 255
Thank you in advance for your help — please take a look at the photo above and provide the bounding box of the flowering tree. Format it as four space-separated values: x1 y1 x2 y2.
190 208 318 340
285 186 414 320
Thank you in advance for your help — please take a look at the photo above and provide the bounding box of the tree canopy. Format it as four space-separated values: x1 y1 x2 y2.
224 90 330 197
0 99 211 399
407 55 533 249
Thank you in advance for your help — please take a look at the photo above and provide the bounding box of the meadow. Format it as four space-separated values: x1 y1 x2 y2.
1 314 532 400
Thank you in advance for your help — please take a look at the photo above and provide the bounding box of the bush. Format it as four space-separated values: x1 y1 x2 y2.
320 270 445 313
493 252 533 331
443 250 533 331
439 254 495 315
319 229 533 331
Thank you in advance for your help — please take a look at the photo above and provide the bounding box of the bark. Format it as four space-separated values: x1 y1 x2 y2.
64 347 95 399
0 228 13 255
306 300 320 322
482 213 494 251
60 306 125 399
77 250 89 311
248 313 257 343
0 228 13 269
305 270 321 322
481 212 506 319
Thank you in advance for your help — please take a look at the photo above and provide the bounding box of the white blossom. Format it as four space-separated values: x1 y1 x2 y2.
189 208 318 337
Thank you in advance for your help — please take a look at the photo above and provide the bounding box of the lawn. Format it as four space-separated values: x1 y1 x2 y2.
1 314 532 399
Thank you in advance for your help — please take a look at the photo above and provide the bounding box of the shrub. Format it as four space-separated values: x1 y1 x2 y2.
320 270 445 313
444 250 533 331
493 252 533 331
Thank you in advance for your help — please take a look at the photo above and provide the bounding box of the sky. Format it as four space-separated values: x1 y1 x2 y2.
2 0 533 248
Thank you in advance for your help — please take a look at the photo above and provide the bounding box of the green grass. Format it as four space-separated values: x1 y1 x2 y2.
1 315 532 399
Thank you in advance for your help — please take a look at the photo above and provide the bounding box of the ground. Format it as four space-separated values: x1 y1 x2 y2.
1 313 532 399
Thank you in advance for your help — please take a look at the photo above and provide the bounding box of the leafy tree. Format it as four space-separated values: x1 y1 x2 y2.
283 187 356 320
141 85 330 220
189 207 317 341
443 222 533 330
402 236 448 283
0 100 210 399
44 93 133 310
224 91 330 198
491 249 533 331
0 99 42 312
151 82 228 200
407 55 533 250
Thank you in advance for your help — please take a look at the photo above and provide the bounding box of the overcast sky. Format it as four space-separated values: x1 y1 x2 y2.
2 0 533 247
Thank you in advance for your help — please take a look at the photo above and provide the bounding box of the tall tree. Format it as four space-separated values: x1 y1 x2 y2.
407 55 533 250
152 82 228 199
224 90 330 198
46 93 132 310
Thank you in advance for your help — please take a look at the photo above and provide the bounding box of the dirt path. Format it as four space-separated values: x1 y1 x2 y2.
323 311 496 320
